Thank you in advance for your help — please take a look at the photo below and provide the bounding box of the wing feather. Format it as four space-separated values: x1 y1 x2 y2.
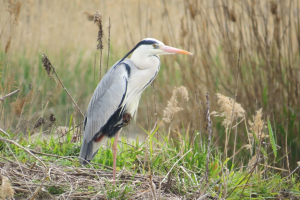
79 61 130 163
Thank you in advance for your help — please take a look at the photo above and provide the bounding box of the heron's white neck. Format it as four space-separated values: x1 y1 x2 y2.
130 48 160 70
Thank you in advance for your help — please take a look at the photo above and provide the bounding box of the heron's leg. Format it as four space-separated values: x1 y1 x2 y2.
112 130 120 184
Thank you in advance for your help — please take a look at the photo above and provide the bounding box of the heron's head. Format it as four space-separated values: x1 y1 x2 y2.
128 38 192 69
132 38 193 57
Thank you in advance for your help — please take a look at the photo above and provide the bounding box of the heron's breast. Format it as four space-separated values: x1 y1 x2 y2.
123 66 160 116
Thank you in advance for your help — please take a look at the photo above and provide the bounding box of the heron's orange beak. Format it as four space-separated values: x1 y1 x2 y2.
160 45 193 55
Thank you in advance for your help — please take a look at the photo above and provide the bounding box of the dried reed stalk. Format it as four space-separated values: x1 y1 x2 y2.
232 47 242 163
42 54 84 118
94 53 97 88
0 89 20 101
106 17 111 73
203 92 212 192
195 91 202 133
146 89 150 131
94 11 104 80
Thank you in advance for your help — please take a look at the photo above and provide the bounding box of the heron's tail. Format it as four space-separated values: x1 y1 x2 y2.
79 137 107 165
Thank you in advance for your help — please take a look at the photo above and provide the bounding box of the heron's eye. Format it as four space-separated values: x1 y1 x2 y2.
152 44 157 48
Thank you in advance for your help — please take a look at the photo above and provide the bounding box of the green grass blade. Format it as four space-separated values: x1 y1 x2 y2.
267 119 277 158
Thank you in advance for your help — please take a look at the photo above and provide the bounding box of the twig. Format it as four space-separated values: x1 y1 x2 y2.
280 165 300 186
69 120 84 133
204 93 212 190
28 174 48 200
195 91 202 135
42 54 84 118
0 127 10 137
94 53 96 88
146 89 150 131
258 164 288 172
149 174 157 200
227 45 242 157
224 46 241 197
106 17 111 73
198 193 211 200
233 117 238 163
29 150 74 161
0 89 20 101
152 81 158 141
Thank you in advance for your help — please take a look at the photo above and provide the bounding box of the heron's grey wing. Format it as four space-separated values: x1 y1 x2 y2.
79 61 130 163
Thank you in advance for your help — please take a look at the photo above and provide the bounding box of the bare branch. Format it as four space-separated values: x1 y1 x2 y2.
0 89 20 101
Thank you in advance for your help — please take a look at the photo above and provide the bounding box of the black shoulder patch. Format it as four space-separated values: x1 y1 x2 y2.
123 63 131 77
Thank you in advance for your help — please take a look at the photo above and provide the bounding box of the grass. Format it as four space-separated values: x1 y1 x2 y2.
0 0 300 199
0 122 299 199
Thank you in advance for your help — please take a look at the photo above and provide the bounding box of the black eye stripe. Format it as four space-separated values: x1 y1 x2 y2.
138 40 158 45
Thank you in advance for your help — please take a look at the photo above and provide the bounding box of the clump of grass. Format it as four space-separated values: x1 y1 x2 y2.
47 186 65 195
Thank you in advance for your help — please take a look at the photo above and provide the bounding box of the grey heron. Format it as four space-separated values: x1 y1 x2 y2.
79 38 192 182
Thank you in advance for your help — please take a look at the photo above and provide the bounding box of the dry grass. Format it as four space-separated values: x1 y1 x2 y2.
212 93 245 128
10 97 26 117
162 86 189 124
0 157 181 199
248 108 268 139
